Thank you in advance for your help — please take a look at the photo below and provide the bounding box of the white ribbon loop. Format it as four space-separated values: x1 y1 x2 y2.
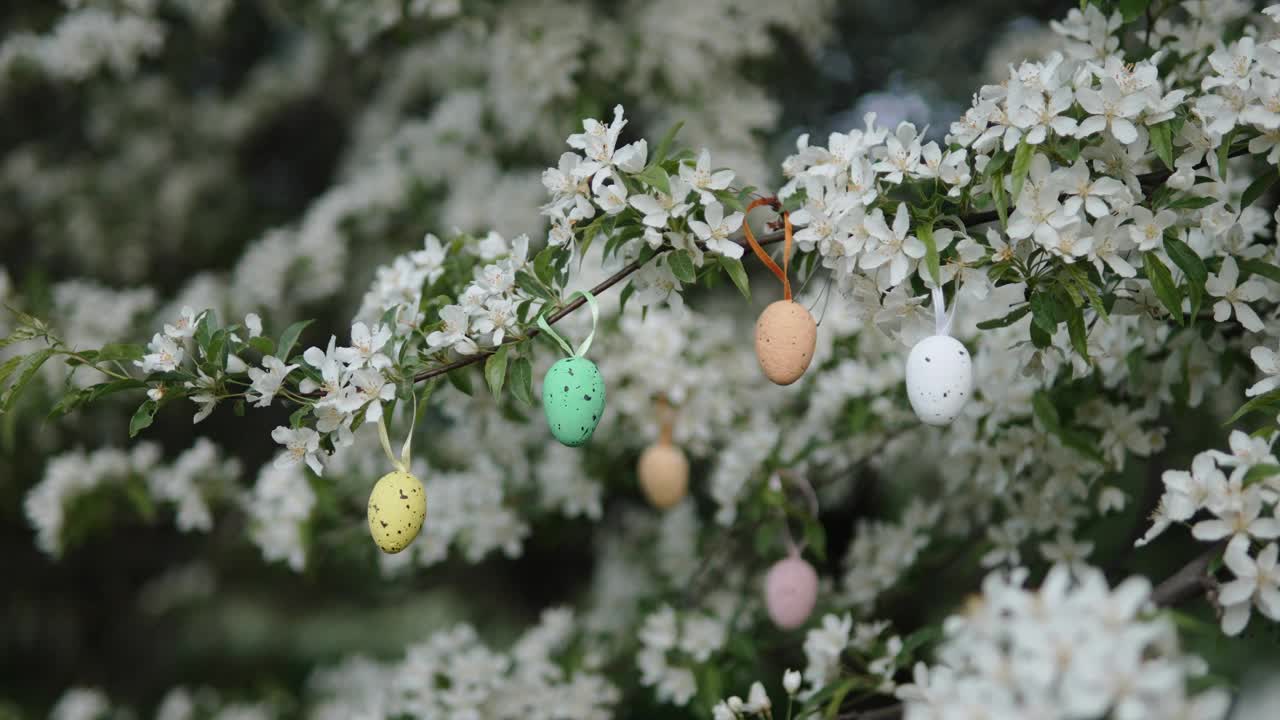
932 285 955 337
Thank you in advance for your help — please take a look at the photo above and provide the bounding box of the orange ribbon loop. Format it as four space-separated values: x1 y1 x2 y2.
742 198 792 301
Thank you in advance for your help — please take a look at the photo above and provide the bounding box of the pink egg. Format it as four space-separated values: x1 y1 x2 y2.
764 555 818 630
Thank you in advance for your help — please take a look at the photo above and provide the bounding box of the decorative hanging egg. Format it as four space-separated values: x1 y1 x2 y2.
905 334 973 426
754 300 817 386
542 356 606 447
367 469 426 554
638 442 689 509
764 554 819 630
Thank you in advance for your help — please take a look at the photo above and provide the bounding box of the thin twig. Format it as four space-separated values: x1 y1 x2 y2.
1150 539 1226 607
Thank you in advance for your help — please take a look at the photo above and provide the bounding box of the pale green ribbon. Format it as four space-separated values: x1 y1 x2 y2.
376 389 417 474
537 290 598 359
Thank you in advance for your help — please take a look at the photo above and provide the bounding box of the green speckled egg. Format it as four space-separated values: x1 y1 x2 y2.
542 356 606 447
367 470 426 554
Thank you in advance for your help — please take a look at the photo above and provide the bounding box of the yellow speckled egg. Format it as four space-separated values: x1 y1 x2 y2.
366 470 426 554
754 300 817 386
638 442 689 509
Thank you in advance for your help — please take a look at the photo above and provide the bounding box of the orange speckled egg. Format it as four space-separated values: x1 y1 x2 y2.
754 300 817 386
638 442 689 509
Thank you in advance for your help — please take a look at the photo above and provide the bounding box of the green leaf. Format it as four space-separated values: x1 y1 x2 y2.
1009 140 1034 202
1032 390 1061 433
1143 252 1183 324
193 310 217 351
1030 291 1059 335
634 165 670 195
618 281 636 314
534 245 559 286
277 319 313 362
1149 120 1174 170
1067 304 1090 362
717 256 750 300
1164 235 1206 321
803 519 827 563
1239 258 1280 285
976 305 1031 330
1241 169 1278 210
510 357 533 406
249 336 276 355
1244 464 1280 486
919 222 941 285
824 678 856 720
129 400 157 437
484 346 509 401
1217 130 1234 181
1163 236 1207 286
992 172 1009 229
668 250 696 284
651 120 683 166
1030 320 1051 349
1 348 55 413
1118 0 1150 22
0 354 24 388
448 366 474 396
97 343 145 362
1225 387 1280 425
1163 194 1217 210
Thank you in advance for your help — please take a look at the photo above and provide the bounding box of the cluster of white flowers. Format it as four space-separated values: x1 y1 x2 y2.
897 565 1229 720
637 604 730 706
1141 430 1280 635
308 609 618 719
24 439 237 556
712 669 801 720
841 500 939 610
0 5 164 86
800 614 902 697
243 458 315 571
50 685 272 720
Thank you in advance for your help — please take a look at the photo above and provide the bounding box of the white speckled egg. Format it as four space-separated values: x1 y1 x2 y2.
367 470 426 554
637 442 689 509
905 334 973 426
764 555 818 630
754 300 817 386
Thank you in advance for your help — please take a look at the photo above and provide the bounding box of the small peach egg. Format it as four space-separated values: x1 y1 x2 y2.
754 300 817 386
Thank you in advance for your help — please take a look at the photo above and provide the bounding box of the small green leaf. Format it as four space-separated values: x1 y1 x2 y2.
1243 464 1280 485
919 222 941 285
1164 235 1206 321
1163 194 1217 210
1149 120 1174 170
510 357 533 406
1118 0 1150 22
1030 292 1059 335
1239 258 1280 285
534 245 559 286
651 120 683 166
277 319 314 362
1144 252 1183 324
1067 304 1090 362
484 346 509 401
634 165 670 195
1217 130 1234 181
0 354 24 388
1009 140 1034 202
618 282 636 313
717 256 750 299
668 250 696 284
1225 387 1280 425
1241 170 1278 210
129 400 157 437
992 173 1009 229
448 366 474 396
1 348 55 413
97 343 145 362
1032 390 1061 433
976 305 1031 330
249 336 275 355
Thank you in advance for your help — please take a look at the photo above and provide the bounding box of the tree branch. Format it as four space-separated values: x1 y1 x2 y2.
1150 539 1226 607
412 141 1255 386
411 227 787 384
